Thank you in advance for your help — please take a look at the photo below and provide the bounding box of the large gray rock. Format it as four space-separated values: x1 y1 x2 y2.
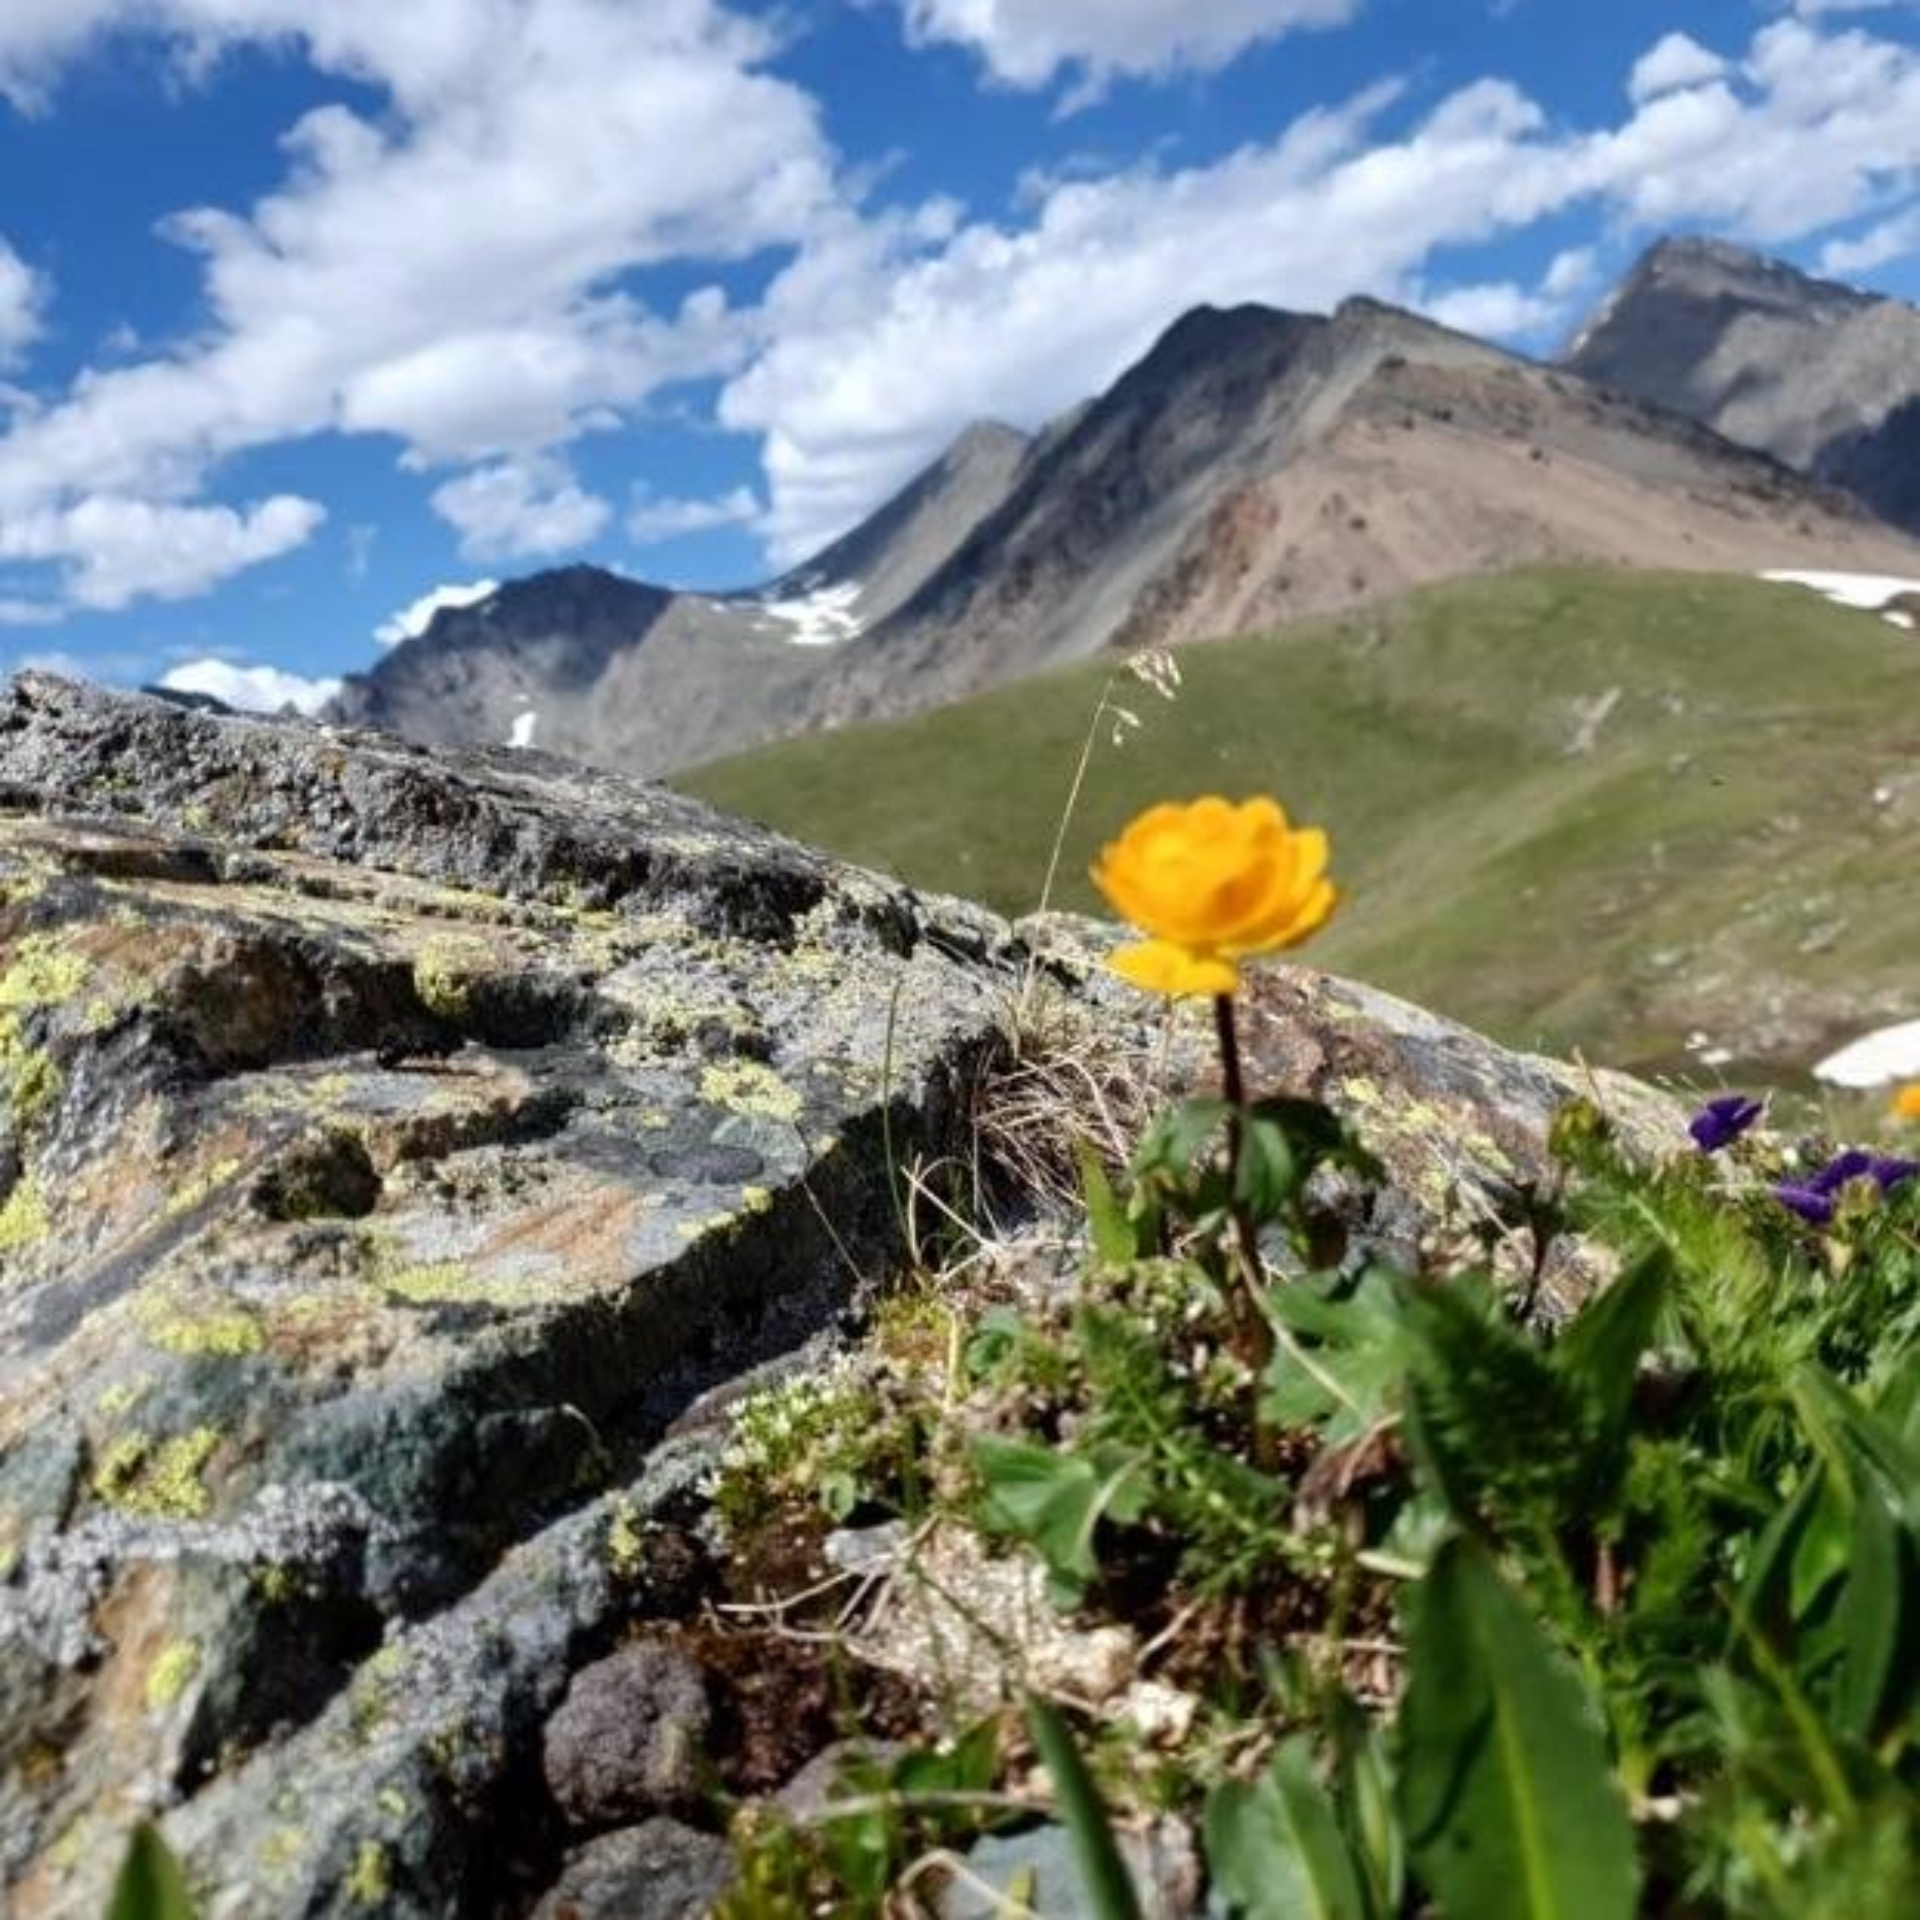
0 674 1011 1916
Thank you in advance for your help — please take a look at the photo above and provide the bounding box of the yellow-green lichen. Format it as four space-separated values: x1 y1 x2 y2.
0 933 90 1010
346 1840 393 1907
258 1826 309 1884
0 1009 62 1132
606 1495 645 1580
96 1378 148 1420
92 1426 220 1520
146 1306 266 1359
0 1177 49 1252
376 1259 524 1309
699 1060 803 1124
161 1156 244 1221
412 937 487 1024
145 1638 200 1712
376 1786 410 1821
739 1185 774 1216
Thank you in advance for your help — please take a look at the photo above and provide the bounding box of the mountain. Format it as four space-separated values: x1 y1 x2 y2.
330 280 1920 778
797 294 1919 729
679 565 1920 1080
1564 235 1920 534
325 418 1031 772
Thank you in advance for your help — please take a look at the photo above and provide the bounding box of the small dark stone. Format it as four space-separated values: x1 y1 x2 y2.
531 1818 733 1920
542 1642 713 1829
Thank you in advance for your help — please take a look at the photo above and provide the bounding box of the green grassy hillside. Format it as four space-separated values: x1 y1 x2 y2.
676 568 1920 1076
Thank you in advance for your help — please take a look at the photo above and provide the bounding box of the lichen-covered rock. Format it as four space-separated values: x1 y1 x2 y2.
0 676 1011 1917
0 677 1686 1918
541 1642 709 1828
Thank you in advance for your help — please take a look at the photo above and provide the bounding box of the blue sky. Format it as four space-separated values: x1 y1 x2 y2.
1 0 1918 711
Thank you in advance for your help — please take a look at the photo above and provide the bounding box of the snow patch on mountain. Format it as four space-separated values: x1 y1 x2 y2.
752 576 865 646
1762 569 1920 627
507 710 538 749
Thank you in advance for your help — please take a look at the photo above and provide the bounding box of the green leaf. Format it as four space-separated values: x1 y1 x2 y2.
1077 1140 1144 1265
1397 1537 1638 1920
1205 1736 1371 1919
107 1824 198 1920
1246 1097 1383 1184
1233 1115 1299 1222
1262 1268 1410 1446
1132 1098 1231 1181
1833 1476 1917 1742
1552 1246 1668 1446
1025 1695 1147 1920
973 1437 1144 1603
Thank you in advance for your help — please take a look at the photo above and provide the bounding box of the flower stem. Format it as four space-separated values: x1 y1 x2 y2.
1214 993 1273 1379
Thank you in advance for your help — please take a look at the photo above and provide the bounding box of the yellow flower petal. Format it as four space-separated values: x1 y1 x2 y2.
1892 1082 1920 1122
1091 795 1339 968
1108 939 1241 997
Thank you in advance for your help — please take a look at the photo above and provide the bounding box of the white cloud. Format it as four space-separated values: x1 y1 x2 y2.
627 483 761 548
0 0 835 616
1821 207 1920 274
1629 32 1727 102
893 0 1359 91
0 241 46 368
431 456 610 561
374 577 498 647
0 494 324 610
728 16 1920 561
159 656 342 714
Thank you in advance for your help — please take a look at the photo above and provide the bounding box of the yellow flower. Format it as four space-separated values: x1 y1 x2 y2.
1090 795 1338 996
1892 1083 1920 1123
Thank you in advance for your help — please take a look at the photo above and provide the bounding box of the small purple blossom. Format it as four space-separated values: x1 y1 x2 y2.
1689 1094 1764 1154
1772 1148 1920 1224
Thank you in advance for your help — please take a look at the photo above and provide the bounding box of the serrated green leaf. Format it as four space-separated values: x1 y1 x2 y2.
1205 1737 1371 1920
107 1824 198 1920
1398 1537 1637 1920
973 1437 1144 1602
1552 1246 1669 1445
1233 1115 1299 1222
1262 1268 1409 1445
1132 1098 1231 1182
1078 1139 1143 1265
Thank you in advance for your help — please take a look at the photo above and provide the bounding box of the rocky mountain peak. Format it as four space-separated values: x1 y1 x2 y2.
1564 235 1920 528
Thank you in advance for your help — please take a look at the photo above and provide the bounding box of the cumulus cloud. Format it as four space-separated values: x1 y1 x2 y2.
0 241 46 368
1629 32 1727 102
0 494 324 612
627 484 761 549
727 16 1920 561
0 0 833 616
893 0 1359 91
374 578 499 647
158 657 342 714
431 456 610 562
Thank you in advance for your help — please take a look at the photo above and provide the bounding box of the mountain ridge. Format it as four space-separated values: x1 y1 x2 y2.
325 252 1920 777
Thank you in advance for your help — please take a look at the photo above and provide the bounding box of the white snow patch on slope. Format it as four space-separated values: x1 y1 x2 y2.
1762 570 1920 626
1813 1019 1920 1088
752 576 864 647
507 710 538 750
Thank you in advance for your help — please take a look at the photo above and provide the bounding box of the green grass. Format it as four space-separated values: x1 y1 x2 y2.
677 567 1920 1075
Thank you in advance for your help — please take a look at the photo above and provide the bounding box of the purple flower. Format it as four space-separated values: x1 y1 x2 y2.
1772 1149 1920 1224
1689 1094 1764 1153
